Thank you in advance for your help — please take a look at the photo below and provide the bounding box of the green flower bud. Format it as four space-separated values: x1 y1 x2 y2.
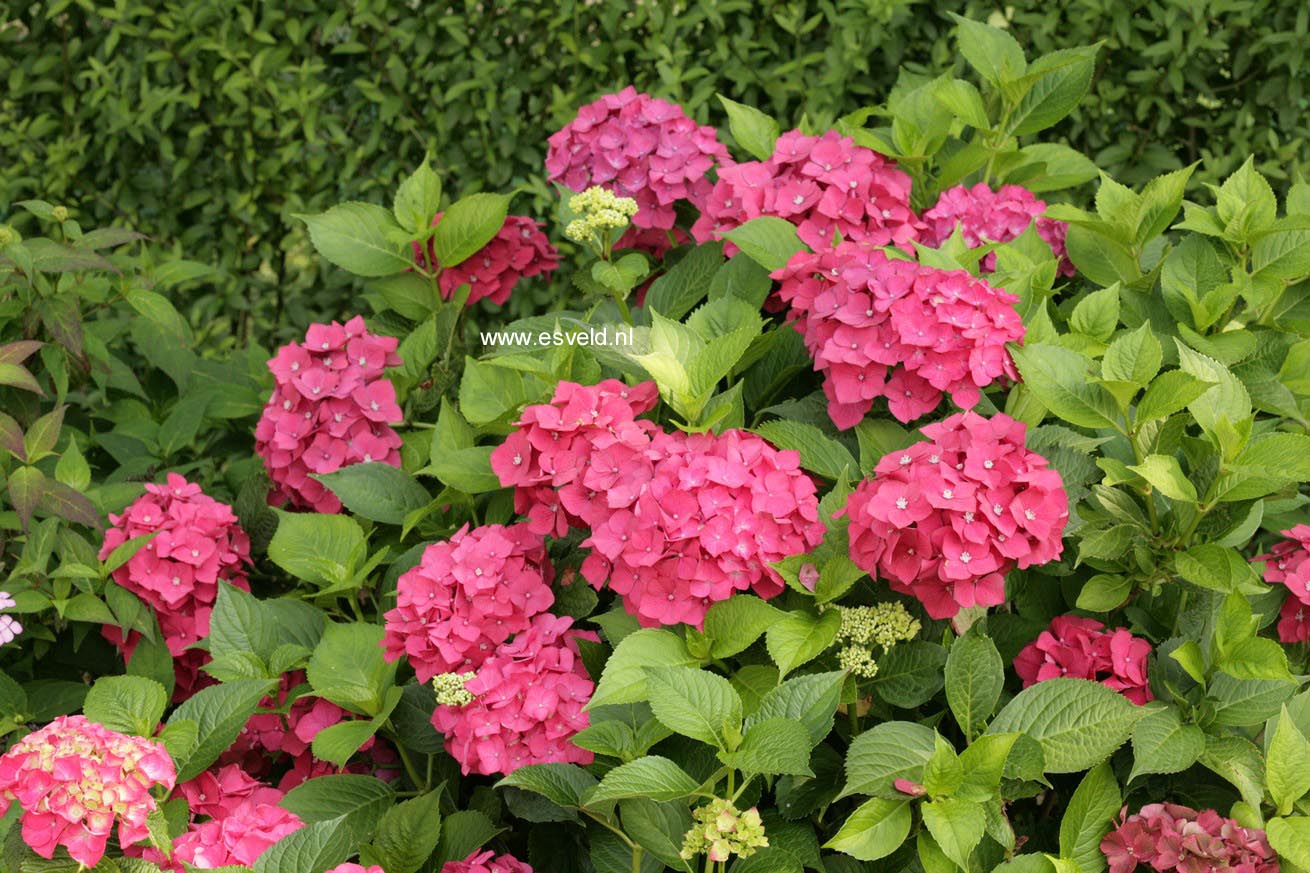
0 226 15 247
837 645 880 679
432 671 475 706
680 799 769 861
52 206 69 223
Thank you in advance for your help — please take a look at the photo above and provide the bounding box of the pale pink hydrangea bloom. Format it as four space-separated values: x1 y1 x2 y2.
1100 803 1276 873
0 715 176 867
165 799 304 869
327 865 386 873
546 86 730 230
490 380 825 628
692 129 922 252
254 316 404 513
1256 525 1310 643
442 849 534 873
98 472 251 699
415 213 560 306
773 242 1025 429
843 411 1068 619
432 613 596 776
920 182 1074 276
382 522 556 682
1014 615 1153 705
0 591 20 644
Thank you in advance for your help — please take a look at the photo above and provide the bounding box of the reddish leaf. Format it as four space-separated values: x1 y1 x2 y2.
0 413 23 461
0 341 43 365
0 363 43 395
38 296 83 358
6 466 45 532
38 480 101 529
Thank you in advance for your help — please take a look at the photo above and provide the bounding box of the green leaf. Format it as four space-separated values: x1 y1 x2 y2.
766 609 842 677
703 595 785 659
1135 370 1215 423
169 679 278 781
874 641 948 708
945 628 1004 740
1058 762 1119 872
83 675 167 737
746 671 844 746
1009 344 1120 429
949 13 1026 88
720 718 814 776
987 678 1145 773
620 799 696 873
824 798 912 862
922 797 986 871
1010 46 1097 136
753 419 857 479
1127 454 1197 502
306 622 397 715
430 192 510 267
590 629 698 708
313 463 430 525
585 756 701 804
1128 706 1204 781
841 721 938 799
1267 817 1310 869
644 242 725 321
279 774 395 842
718 95 781 160
1209 672 1296 726
252 816 353 873
393 160 443 233
1216 157 1277 240
496 763 597 809
1102 323 1162 387
296 202 412 277
720 217 806 272
1200 735 1266 809
267 510 365 587
643 666 743 749
1268 706 1310 814
1174 544 1261 594
956 733 1019 801
1175 341 1252 438
311 719 382 767
372 789 443 873
436 810 501 866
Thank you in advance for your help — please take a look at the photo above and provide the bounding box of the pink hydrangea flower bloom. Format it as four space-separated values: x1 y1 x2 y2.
692 129 922 252
843 411 1068 619
772 242 1025 429
920 182 1074 277
546 86 730 230
98 472 251 699
1100 803 1277 873
327 865 386 873
442 849 534 873
1014 615 1154 705
254 316 404 513
0 591 21 645
176 764 286 821
167 799 304 869
382 522 555 682
415 214 560 306
432 614 596 776
490 379 825 628
0 715 176 867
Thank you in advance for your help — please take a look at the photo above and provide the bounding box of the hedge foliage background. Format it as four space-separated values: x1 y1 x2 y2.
3 0 1308 345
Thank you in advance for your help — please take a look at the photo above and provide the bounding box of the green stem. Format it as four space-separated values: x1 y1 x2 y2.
585 810 636 849
614 293 633 326
632 845 643 873
394 741 428 792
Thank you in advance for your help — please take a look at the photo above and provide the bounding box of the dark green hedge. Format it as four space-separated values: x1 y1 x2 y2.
3 0 1307 341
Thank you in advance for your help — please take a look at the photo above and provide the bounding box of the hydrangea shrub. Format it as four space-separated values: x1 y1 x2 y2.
4 15 1310 873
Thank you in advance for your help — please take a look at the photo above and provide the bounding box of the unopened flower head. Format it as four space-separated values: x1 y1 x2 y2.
837 645 880 678
52 205 69 222
563 186 640 254
680 799 769 863
0 226 16 247
433 672 476 706
837 602 921 649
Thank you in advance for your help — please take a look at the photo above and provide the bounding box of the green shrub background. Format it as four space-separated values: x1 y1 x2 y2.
3 0 1308 342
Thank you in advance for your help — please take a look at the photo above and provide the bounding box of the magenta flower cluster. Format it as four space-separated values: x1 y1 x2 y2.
416 213 560 306
491 379 825 627
442 849 534 873
691 129 922 252
844 411 1068 619
546 85 730 231
254 316 405 513
1257 525 1310 643
0 715 176 867
1101 803 1277 873
921 182 1074 277
99 472 251 699
1014 615 1153 705
433 613 596 777
773 242 1026 428
382 522 556 682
